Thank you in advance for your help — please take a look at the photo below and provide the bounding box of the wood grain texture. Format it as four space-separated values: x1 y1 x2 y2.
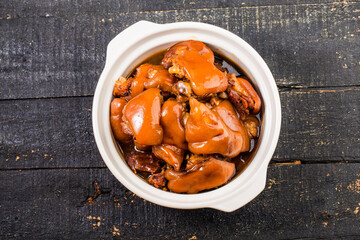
1 163 359 239
0 88 358 169
274 88 360 162
1 1 359 238
0 0 350 19
0 2 358 99
0 97 104 169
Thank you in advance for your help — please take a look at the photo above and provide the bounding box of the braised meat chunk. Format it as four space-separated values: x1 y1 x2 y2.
244 115 260 138
185 154 210 170
122 88 163 146
162 40 214 68
110 40 262 194
113 76 131 97
227 73 261 120
110 98 131 142
148 171 166 188
126 151 161 174
130 63 177 97
171 81 192 103
165 158 235 194
160 99 187 150
214 100 250 152
162 40 228 96
185 98 245 158
152 144 184 171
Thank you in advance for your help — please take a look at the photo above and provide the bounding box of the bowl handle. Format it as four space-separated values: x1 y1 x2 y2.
209 164 268 212
105 21 159 65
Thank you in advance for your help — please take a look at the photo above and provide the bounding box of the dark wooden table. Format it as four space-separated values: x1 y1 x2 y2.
1 0 359 239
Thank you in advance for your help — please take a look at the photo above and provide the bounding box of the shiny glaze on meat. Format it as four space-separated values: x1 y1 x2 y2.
130 63 176 97
227 73 262 119
110 98 131 142
185 98 245 158
214 100 250 152
165 158 235 194
160 99 187 150
111 40 262 193
152 144 184 171
122 88 163 146
162 40 228 96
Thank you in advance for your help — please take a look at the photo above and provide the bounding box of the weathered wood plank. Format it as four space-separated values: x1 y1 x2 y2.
0 88 358 169
274 88 360 162
0 0 350 19
0 163 359 239
0 2 358 99
0 97 104 169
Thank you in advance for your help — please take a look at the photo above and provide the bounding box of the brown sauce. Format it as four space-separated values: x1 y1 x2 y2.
117 47 262 190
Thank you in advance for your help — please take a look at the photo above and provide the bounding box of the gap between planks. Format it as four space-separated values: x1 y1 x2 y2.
277 85 360 92
1 159 360 172
0 85 359 102
0 1 358 21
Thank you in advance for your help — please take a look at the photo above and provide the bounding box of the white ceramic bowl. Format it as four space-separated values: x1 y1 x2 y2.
92 21 281 212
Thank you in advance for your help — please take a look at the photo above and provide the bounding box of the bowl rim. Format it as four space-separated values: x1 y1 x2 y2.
92 21 281 212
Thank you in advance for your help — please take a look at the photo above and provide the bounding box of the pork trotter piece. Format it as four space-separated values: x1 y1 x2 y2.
214 100 250 152
227 74 261 119
244 115 260 138
148 171 166 188
165 158 235 193
185 98 245 158
122 88 163 146
160 99 187 150
110 98 131 142
126 151 161 174
152 144 184 171
162 40 228 96
113 76 131 97
162 40 214 68
130 63 177 97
